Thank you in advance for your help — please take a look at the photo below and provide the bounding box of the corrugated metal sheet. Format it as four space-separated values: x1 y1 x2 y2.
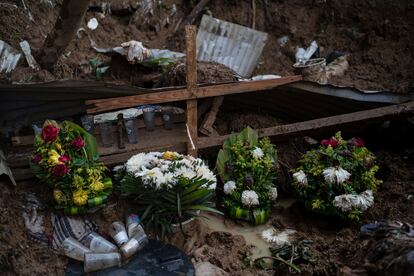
196 15 268 78
0 40 21 73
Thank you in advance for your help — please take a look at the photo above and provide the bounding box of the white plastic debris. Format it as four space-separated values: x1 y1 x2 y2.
19 40 39 70
121 41 152 64
277 36 289 47
0 40 21 74
251 75 281 80
0 150 16 186
87 18 99 30
261 228 296 246
295 40 318 64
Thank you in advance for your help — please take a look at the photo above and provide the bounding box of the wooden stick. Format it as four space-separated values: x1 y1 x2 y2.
185 25 198 157
86 76 302 114
199 96 223 136
197 100 414 148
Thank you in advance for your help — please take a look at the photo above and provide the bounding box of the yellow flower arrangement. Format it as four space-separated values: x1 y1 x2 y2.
73 189 89 206
90 178 104 192
53 189 65 204
48 149 63 165
162 151 177 161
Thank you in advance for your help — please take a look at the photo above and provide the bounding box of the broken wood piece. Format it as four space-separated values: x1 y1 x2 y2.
185 25 198 157
199 96 223 136
86 75 302 114
39 0 91 70
197 100 414 148
175 0 210 32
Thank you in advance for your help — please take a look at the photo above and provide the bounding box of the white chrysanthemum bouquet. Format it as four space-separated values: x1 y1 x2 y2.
292 132 382 220
116 151 220 236
216 127 278 225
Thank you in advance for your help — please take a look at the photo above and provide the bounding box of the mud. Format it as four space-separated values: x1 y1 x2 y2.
1 0 413 92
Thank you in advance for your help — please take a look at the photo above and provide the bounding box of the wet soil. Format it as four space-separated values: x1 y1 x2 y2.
1 138 413 275
1 0 413 92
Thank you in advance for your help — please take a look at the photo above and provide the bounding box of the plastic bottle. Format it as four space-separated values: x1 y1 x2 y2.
126 214 145 238
62 237 91 261
82 231 118 253
108 221 129 247
120 231 149 259
84 252 121 273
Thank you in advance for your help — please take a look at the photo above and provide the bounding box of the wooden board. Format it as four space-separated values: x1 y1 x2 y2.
86 76 302 114
197 100 414 148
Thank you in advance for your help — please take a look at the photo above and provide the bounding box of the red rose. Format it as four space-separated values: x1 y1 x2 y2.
321 138 339 148
71 137 85 150
58 155 70 163
52 164 70 177
32 154 42 164
350 137 365 147
41 125 59 142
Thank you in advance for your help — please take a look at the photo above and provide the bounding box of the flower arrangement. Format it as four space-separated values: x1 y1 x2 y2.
216 127 278 225
30 120 112 214
292 132 382 220
116 151 220 237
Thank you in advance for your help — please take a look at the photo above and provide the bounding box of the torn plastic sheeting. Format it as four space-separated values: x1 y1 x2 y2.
0 150 16 186
196 15 268 78
19 40 39 70
0 40 21 73
93 45 185 64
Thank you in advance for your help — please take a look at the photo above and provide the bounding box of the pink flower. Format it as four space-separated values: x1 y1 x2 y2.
52 164 70 177
41 125 59 142
71 137 85 150
350 137 365 147
321 138 339 149
58 155 70 163
32 154 42 164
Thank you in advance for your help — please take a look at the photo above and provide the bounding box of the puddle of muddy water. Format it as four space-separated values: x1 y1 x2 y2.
197 198 297 259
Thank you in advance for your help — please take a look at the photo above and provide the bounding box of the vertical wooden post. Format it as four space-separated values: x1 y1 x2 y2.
185 25 198 157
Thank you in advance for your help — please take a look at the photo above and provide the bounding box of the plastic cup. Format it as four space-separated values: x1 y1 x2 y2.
124 117 138 144
161 107 174 130
108 221 128 247
82 231 118 253
81 115 95 133
31 121 43 136
143 107 155 131
62 237 91 261
126 214 144 238
99 121 114 148
120 232 149 259
84 252 121 273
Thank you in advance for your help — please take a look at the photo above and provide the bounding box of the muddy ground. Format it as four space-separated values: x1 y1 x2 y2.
1 127 413 275
0 0 413 92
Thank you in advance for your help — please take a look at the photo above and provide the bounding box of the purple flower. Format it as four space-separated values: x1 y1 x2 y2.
32 154 42 164
52 164 70 177
71 137 85 150
41 125 59 142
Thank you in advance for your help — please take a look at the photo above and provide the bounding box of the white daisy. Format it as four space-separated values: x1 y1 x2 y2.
261 228 296 246
241 190 260 207
293 170 308 185
252 147 264 159
332 190 374 212
223 181 237 195
269 187 278 200
323 167 351 184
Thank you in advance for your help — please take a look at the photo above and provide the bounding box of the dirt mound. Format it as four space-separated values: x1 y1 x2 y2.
161 59 238 87
2 0 414 92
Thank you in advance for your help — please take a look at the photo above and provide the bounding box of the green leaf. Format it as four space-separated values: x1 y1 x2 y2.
177 192 182 218
238 126 258 147
183 205 223 215
64 121 99 161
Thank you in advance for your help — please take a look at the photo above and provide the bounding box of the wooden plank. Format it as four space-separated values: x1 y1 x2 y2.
86 75 302 114
199 96 223 136
175 0 210 31
185 25 198 157
198 101 414 148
